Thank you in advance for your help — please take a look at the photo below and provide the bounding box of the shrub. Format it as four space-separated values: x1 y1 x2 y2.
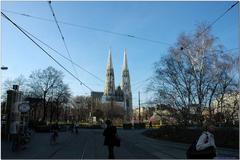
75 124 103 129
34 125 50 132
143 126 239 149
58 124 68 131
123 123 132 129
134 123 146 129
89 124 102 129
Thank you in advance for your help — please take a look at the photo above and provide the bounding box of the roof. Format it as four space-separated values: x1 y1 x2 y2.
91 91 104 99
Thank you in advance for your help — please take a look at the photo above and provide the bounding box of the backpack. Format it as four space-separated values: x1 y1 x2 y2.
186 133 216 159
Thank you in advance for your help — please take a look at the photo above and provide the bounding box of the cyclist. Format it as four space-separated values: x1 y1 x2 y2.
50 122 59 144
75 122 79 134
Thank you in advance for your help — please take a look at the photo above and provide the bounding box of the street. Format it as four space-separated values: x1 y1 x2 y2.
1 129 239 159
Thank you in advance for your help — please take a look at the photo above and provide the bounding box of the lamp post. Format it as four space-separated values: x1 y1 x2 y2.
110 96 113 121
138 91 141 123
1 66 8 70
1 65 8 114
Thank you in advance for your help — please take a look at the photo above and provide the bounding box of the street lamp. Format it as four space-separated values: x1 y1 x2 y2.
138 91 141 123
1 65 8 70
1 65 8 104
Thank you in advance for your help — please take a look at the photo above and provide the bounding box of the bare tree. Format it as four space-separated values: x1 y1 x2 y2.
73 96 92 122
92 109 104 121
148 24 238 126
48 82 71 122
2 74 28 100
28 66 64 122
3 74 27 90
102 101 125 121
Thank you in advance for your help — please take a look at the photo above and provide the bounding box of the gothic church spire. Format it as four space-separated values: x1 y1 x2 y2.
123 48 128 70
121 48 132 121
104 49 115 97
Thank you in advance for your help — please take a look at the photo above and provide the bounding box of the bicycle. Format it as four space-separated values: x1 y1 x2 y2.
11 134 21 152
11 138 18 152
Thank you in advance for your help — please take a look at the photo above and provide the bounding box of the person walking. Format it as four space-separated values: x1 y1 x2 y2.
74 122 79 134
103 120 118 159
50 122 59 144
70 122 74 133
149 121 153 128
10 120 19 151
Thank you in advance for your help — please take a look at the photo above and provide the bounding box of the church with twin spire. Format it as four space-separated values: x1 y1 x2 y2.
102 48 132 122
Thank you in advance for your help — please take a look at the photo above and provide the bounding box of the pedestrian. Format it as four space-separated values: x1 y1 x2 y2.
186 122 217 159
75 122 79 134
70 122 74 133
10 119 19 151
50 122 59 144
149 121 152 128
103 120 119 159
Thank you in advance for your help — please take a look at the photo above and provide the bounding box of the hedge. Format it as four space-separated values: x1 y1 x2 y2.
34 125 50 132
143 125 239 149
134 123 146 129
123 123 132 129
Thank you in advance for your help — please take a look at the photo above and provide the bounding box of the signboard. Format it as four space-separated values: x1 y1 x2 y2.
18 102 30 113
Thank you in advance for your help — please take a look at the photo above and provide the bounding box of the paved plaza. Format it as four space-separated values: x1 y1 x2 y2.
1 129 239 159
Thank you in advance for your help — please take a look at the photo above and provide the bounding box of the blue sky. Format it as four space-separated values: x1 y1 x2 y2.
1 1 239 107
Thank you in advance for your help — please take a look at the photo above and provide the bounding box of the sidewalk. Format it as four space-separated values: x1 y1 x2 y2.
1 131 73 159
123 129 239 159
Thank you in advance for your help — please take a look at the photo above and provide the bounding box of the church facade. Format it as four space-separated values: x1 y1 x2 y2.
101 48 133 122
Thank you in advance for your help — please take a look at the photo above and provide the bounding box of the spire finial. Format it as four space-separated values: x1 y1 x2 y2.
107 48 113 69
123 48 128 70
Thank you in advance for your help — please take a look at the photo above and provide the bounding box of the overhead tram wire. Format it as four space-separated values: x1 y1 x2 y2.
197 1 239 38
132 78 151 86
181 1 239 50
3 18 104 84
15 25 104 83
48 1 81 84
1 12 93 91
2 9 171 46
5 10 105 83
3 1 239 47
223 48 239 52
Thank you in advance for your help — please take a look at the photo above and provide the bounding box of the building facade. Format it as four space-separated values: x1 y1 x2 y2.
102 48 133 122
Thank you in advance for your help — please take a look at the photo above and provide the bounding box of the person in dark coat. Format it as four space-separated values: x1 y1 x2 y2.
149 121 153 128
103 120 117 159
70 122 74 133
53 123 59 137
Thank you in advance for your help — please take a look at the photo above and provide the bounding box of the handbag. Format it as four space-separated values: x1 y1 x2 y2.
114 135 121 147
187 145 216 159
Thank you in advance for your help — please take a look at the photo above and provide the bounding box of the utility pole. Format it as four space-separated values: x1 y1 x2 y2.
123 95 126 123
50 89 53 124
110 96 113 121
138 91 141 123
